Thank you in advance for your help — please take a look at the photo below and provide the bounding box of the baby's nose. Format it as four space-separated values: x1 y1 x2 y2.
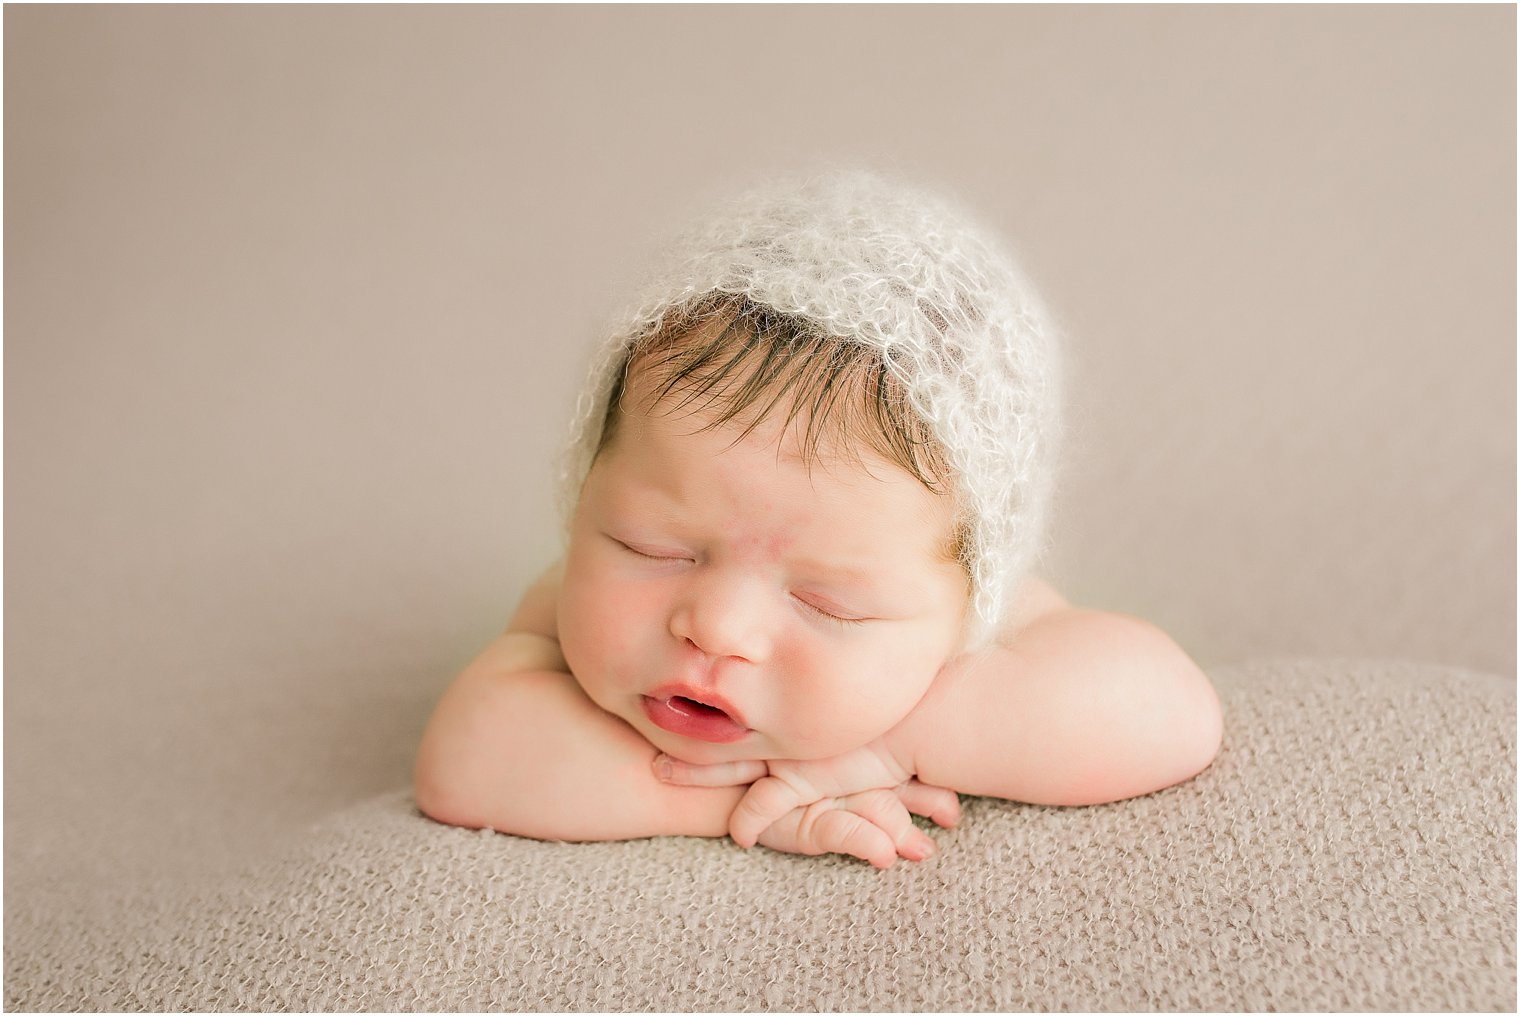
670 575 769 663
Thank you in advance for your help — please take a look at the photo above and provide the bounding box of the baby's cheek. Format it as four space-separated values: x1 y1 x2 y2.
831 651 938 743
563 582 647 687
768 653 895 755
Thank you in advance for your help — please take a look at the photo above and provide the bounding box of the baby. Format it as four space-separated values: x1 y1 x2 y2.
414 171 1222 868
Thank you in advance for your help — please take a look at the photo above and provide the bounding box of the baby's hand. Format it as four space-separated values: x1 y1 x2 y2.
654 746 960 868
752 781 958 868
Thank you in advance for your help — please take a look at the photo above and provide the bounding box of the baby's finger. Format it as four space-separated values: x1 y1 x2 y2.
652 754 767 788
894 779 961 828
729 776 806 847
844 789 938 861
808 807 900 869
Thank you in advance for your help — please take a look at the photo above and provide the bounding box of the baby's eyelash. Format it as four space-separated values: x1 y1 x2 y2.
612 537 690 562
794 596 868 627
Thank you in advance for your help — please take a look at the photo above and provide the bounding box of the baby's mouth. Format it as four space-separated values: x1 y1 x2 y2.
640 690 750 744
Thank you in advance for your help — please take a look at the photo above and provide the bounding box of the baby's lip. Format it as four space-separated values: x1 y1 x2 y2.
646 684 748 727
641 684 750 744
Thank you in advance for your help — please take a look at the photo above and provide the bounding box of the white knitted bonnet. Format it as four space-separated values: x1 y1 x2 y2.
559 170 1061 649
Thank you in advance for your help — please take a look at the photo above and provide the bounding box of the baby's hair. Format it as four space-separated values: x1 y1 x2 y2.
595 293 951 496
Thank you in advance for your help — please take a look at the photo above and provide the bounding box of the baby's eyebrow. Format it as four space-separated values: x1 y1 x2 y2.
790 557 884 588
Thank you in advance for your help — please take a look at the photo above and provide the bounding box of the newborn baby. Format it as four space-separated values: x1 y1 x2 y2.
415 171 1222 867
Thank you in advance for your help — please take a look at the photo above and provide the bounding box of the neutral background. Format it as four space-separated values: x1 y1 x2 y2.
6 6 1514 902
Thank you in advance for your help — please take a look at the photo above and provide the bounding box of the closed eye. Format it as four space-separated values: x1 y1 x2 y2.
793 594 869 627
610 536 692 562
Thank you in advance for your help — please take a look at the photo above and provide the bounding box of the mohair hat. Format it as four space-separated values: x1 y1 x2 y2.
559 170 1062 649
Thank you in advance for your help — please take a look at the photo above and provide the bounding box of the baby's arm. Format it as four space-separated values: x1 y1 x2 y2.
413 565 744 841
893 581 1223 805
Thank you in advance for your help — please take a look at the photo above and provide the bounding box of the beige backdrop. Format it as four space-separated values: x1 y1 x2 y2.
6 6 1514 901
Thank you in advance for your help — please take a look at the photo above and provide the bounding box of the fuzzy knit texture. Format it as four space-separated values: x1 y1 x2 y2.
558 171 1062 649
7 659 1514 1012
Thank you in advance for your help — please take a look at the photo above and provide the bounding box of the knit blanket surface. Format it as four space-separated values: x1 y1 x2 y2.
6 658 1515 1012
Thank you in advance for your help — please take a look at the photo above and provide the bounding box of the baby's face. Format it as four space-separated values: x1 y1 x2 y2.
557 385 969 765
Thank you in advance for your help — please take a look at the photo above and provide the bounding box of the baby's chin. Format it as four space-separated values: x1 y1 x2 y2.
643 726 773 766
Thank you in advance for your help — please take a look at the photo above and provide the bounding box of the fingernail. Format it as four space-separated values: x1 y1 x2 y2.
653 754 673 781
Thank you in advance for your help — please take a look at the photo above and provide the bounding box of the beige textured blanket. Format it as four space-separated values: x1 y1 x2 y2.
7 658 1513 1011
